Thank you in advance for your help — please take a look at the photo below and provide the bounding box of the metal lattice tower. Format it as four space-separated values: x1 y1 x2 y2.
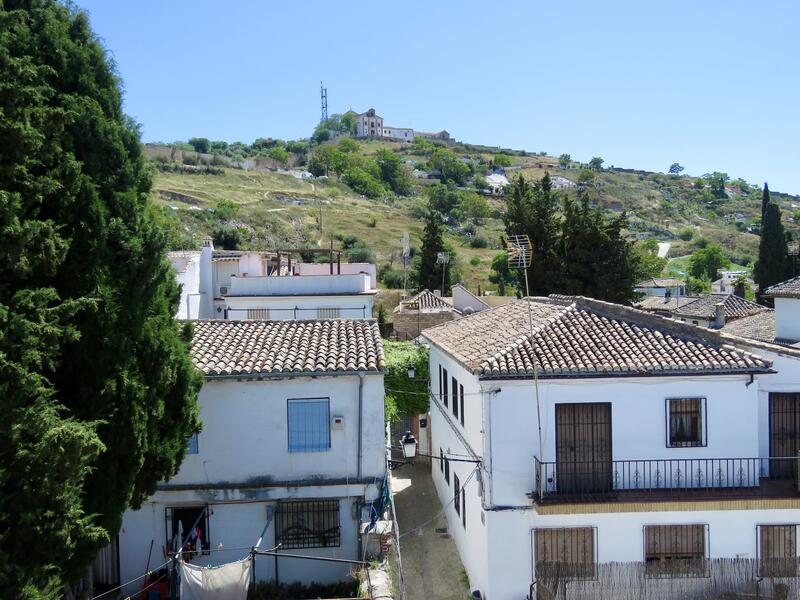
320 82 328 122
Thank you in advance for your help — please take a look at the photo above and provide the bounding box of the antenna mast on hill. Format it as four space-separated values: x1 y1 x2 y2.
320 82 328 122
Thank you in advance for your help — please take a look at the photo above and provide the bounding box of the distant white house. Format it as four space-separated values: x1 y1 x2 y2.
169 239 377 321
484 173 510 195
634 277 687 298
712 270 754 294
550 175 576 189
423 296 800 600
117 319 387 596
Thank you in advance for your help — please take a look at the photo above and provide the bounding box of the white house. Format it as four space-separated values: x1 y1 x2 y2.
764 276 800 343
422 296 800 600
169 240 377 321
712 270 752 294
452 283 491 315
117 319 386 596
634 277 687 298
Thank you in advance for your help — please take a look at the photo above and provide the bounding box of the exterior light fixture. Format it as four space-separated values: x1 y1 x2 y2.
401 431 417 461
407 366 415 379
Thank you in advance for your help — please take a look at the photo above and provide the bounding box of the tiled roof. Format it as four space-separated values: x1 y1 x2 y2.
399 289 455 311
191 319 385 376
721 311 779 344
672 294 767 321
635 295 701 312
422 297 771 379
764 276 800 298
635 278 686 289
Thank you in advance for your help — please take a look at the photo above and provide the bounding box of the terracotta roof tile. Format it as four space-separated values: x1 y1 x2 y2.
671 294 767 321
764 276 800 298
422 297 771 378
191 319 384 376
399 289 455 311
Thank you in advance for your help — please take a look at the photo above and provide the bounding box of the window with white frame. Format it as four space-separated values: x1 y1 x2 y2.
666 398 706 447
644 524 707 577
246 308 269 320
275 500 340 549
534 527 596 579
759 524 798 577
287 398 330 452
316 307 341 319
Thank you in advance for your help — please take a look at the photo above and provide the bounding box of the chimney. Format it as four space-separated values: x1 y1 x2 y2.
433 290 442 298
713 302 726 329
198 237 214 319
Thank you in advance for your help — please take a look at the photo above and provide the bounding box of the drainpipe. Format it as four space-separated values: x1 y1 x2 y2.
358 374 364 479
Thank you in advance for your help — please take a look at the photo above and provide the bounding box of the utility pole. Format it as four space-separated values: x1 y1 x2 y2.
320 81 328 123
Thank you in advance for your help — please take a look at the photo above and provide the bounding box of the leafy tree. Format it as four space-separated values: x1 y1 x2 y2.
416 207 452 293
489 251 515 295
215 199 238 220
188 136 210 153
678 227 694 241
430 147 471 185
336 234 376 264
689 244 730 280
308 144 343 177
375 149 412 195
425 184 461 216
337 137 360 153
502 175 561 296
754 188 790 297
458 191 491 223
383 341 429 422
577 168 595 185
267 146 290 164
668 163 684 176
704 171 729 199
633 238 667 280
558 153 571 168
493 153 512 167
342 167 386 199
474 175 489 190
285 140 309 155
213 225 244 250
209 140 228 153
0 2 201 594
340 112 357 135
589 156 604 171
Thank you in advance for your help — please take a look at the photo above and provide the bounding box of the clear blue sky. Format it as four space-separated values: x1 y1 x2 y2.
76 0 800 193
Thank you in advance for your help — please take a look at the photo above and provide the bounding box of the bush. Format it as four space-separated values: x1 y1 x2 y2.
470 256 481 266
380 266 406 289
678 227 694 241
469 235 489 248
342 167 386 199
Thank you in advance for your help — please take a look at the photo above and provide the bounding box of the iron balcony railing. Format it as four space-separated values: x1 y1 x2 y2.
533 456 800 503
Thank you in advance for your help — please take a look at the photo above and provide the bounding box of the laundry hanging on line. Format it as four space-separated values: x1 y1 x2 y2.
179 556 252 600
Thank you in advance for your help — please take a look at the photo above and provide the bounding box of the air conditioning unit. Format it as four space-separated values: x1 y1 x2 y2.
219 286 229 295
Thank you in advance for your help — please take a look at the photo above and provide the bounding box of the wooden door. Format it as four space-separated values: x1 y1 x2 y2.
556 403 612 494
769 393 800 479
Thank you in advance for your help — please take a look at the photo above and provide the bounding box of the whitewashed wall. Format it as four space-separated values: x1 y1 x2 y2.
173 256 200 319
224 295 373 320
774 297 800 341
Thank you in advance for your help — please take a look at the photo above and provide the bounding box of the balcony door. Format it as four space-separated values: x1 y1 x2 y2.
556 403 612 494
769 393 800 479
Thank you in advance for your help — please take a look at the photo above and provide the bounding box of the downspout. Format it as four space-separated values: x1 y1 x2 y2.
358 373 364 479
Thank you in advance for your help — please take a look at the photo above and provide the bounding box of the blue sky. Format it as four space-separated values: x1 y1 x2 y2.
76 0 800 193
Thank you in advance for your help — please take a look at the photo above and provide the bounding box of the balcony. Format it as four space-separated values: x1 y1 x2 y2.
227 273 373 297
533 457 800 504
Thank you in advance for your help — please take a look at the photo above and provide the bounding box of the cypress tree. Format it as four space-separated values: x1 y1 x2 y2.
0 1 201 594
761 182 770 218
754 195 790 301
416 208 449 293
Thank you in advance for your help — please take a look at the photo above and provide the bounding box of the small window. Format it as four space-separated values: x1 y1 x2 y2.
759 525 798 577
534 527 596 579
316 307 341 319
187 433 199 455
444 455 450 485
453 473 461 515
452 376 459 419
275 500 340 549
644 524 707 577
667 398 706 447
247 308 269 319
442 368 449 407
166 506 210 556
438 365 443 400
461 487 466 528
288 398 330 453
460 384 465 426
439 447 444 473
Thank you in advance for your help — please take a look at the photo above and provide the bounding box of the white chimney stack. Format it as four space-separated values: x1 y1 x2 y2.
198 237 214 319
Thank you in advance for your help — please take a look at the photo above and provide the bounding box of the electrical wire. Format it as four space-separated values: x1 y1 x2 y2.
398 463 480 539
91 559 171 600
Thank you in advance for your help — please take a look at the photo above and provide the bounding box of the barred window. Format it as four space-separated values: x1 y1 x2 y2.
644 524 707 577
454 473 461 515
275 500 340 549
534 527 596 579
246 308 269 320
316 307 341 319
667 398 706 447
759 525 798 577
459 384 464 426
287 398 330 453
452 376 459 420
442 368 449 407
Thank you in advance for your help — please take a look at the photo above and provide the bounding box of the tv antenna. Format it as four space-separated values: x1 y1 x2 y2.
436 252 450 296
505 234 543 498
320 81 328 122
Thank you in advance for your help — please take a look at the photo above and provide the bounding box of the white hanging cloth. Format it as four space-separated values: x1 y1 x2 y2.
179 557 252 600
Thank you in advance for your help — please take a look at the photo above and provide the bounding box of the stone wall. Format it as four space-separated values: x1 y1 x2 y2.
393 311 458 340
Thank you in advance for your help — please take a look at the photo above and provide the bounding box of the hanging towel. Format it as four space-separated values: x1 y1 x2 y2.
179 557 252 600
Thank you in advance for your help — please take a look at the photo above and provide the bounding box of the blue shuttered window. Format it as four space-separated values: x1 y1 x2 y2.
288 398 331 452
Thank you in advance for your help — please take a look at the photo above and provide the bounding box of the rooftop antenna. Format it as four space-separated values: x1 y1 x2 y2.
506 234 543 499
320 81 328 123
436 251 449 296
789 240 799 277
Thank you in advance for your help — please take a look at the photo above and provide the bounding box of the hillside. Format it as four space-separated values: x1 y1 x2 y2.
150 138 800 294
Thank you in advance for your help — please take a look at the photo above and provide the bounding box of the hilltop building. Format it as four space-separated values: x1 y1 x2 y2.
347 108 452 143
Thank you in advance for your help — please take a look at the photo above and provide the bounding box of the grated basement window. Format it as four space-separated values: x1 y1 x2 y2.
644 524 707 577
535 527 596 580
759 524 798 577
275 500 341 549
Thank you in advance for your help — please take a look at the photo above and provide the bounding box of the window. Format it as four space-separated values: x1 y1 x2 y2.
442 368 449 407
166 506 210 556
438 366 443 401
454 473 461 515
461 487 466 528
534 528 596 579
444 455 450 485
247 308 269 319
287 398 330 453
439 447 444 473
759 525 798 577
187 433 199 454
317 307 341 319
459 384 465 426
666 398 706 447
275 500 340 549
452 376 459 419
644 525 707 577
